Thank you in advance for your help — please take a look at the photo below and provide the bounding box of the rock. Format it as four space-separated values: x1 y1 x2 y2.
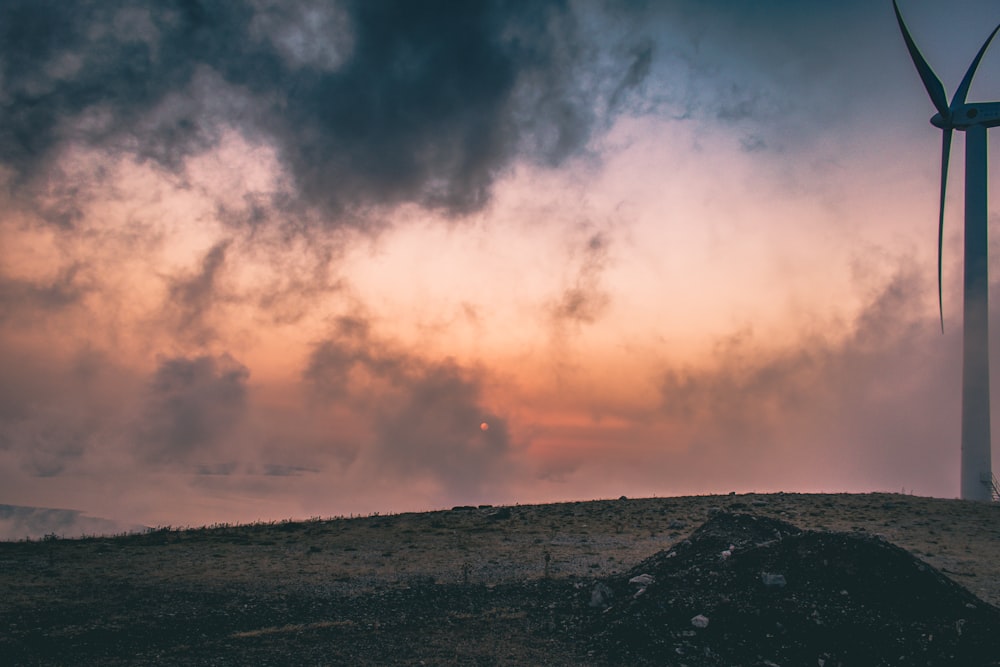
691 614 709 628
589 582 613 609
668 519 687 530
618 495 628 501
762 573 787 588
628 574 655 587
486 507 512 521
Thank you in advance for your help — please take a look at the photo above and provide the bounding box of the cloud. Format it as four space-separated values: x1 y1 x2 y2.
0 345 137 478
0 263 88 323
547 230 614 336
0 0 646 222
305 315 513 501
164 241 230 344
608 41 654 112
653 259 960 493
136 353 249 465
502 256 965 502
372 361 511 498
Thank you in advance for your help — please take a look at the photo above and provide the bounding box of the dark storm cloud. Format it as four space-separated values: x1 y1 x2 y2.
137 353 249 464
0 0 636 222
305 315 511 499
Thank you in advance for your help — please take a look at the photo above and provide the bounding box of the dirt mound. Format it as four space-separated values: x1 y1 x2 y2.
582 512 1000 666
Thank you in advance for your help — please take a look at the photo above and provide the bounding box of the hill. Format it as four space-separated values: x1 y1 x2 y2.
1 492 998 665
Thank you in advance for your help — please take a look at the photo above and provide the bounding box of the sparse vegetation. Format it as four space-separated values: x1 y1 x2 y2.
1 493 998 665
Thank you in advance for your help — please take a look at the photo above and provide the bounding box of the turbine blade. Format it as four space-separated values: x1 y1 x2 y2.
951 21 1000 108
893 0 950 119
937 128 952 332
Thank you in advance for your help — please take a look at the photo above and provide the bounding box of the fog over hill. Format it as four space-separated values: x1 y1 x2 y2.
0 504 145 541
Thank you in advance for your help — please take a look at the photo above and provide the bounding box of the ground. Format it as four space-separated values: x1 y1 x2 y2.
1 492 999 665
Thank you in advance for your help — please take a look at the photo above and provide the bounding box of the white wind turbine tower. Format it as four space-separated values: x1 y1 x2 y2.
893 0 1000 501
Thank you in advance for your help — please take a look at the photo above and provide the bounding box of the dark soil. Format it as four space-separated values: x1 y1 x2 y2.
2 506 999 666
578 512 1000 666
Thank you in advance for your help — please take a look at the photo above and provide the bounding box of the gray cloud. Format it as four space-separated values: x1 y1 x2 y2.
549 231 612 327
137 353 249 465
305 315 512 501
608 41 654 112
0 263 88 324
0 346 136 478
304 315 403 399
164 241 230 344
373 362 511 498
0 0 643 223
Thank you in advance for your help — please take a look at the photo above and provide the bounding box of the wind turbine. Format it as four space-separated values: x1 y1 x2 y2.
893 0 1000 501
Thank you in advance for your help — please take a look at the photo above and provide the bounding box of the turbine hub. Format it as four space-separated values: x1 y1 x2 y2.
938 103 1000 130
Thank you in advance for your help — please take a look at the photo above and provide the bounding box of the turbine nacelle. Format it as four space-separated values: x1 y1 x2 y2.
933 103 1000 130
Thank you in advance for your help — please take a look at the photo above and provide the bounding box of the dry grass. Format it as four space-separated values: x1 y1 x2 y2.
2 492 999 666
3 492 997 604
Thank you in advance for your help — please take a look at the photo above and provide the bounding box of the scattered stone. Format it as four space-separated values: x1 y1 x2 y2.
584 511 1000 666
589 582 613 609
628 574 655 587
667 520 686 530
762 573 787 588
486 507 512 521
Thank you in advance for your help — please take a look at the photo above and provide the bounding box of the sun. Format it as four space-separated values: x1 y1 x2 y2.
480 421 489 431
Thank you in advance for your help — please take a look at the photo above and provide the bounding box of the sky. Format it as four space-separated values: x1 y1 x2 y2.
2 0 1000 539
